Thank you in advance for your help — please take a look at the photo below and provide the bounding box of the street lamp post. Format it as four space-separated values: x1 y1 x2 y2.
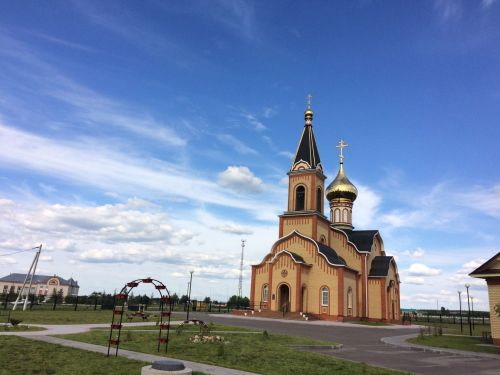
458 291 463 333
465 284 472 336
471 296 475 331
186 270 194 321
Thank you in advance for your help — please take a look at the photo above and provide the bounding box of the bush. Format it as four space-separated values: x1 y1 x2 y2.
9 318 22 326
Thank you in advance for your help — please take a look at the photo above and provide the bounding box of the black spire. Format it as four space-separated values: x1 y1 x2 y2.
291 98 322 171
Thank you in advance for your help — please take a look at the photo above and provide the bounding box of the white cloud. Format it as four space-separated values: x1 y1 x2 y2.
407 263 441 276
212 223 253 235
434 0 463 21
404 276 425 285
456 185 500 218
482 0 497 8
404 248 425 258
0 124 281 217
352 182 382 228
241 112 266 131
217 166 265 194
217 134 257 155
40 255 53 262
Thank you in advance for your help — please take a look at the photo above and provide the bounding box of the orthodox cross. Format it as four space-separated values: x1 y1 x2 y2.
336 139 348 163
307 94 312 109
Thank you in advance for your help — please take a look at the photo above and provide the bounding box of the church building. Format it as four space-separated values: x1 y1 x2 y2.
250 101 401 321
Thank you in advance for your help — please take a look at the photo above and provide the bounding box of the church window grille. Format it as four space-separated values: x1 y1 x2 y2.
316 187 322 213
334 209 340 222
342 209 348 222
295 186 305 211
263 284 268 302
321 287 329 306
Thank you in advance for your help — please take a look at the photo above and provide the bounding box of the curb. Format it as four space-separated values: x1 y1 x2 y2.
381 333 500 359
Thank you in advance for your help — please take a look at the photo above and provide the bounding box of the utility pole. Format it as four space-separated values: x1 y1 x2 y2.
465 284 472 336
471 296 475 331
13 244 42 311
238 240 246 298
186 270 194 321
458 290 463 333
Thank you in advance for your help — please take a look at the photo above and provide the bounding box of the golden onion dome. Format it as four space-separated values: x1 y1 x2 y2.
326 163 358 202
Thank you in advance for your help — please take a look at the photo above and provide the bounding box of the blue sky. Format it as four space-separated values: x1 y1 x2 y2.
0 0 499 309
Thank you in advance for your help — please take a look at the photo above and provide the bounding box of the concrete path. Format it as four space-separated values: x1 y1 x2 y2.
1 321 257 375
199 313 500 375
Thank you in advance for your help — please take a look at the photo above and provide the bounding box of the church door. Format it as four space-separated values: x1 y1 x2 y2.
278 284 290 313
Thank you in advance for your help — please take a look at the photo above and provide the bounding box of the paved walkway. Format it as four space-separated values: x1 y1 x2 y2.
1 322 257 375
3 315 500 374
200 313 500 375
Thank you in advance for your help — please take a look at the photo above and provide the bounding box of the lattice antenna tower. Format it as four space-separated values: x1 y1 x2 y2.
238 239 246 298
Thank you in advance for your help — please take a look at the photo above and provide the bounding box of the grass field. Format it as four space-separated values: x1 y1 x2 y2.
0 336 147 375
1 324 46 332
414 321 491 336
408 335 500 355
0 309 183 325
60 324 407 375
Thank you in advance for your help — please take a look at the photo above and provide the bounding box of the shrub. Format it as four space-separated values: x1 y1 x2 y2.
9 318 22 326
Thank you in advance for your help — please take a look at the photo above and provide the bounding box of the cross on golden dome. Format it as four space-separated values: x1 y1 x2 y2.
336 139 348 163
307 94 312 109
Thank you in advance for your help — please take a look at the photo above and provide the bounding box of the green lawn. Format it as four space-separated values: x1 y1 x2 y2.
1 324 46 332
0 336 208 375
60 324 407 375
1 309 182 325
0 335 148 375
408 335 500 355
414 321 491 336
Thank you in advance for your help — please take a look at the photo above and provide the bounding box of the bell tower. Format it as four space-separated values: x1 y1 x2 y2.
326 139 358 229
286 95 326 215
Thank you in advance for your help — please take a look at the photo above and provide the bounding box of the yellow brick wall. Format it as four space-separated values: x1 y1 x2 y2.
317 220 329 244
282 217 313 238
270 234 339 315
330 230 362 273
368 279 382 319
270 253 298 311
252 263 270 309
344 271 357 317
487 282 500 342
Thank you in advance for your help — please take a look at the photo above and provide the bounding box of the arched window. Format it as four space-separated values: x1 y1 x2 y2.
295 185 305 211
347 287 353 309
334 209 340 222
321 287 329 306
343 209 348 222
263 284 268 302
316 187 322 213
320 235 326 244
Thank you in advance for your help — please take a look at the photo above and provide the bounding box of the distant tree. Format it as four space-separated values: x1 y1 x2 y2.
227 295 249 308
170 293 179 305
179 294 189 304
203 296 211 304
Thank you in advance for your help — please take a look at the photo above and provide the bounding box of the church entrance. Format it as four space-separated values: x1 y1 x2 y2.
278 284 290 313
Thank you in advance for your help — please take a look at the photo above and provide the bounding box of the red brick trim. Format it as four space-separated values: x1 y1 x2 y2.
296 264 302 312
312 215 317 239
268 263 273 311
381 280 386 320
250 265 256 307
493 338 500 346
338 268 344 317
361 255 367 318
